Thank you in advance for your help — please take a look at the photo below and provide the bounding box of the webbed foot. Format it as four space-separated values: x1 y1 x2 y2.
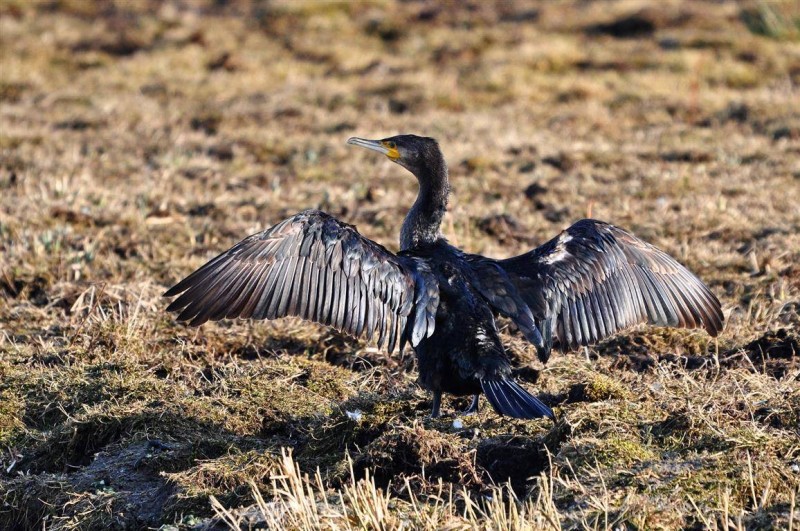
461 394 479 416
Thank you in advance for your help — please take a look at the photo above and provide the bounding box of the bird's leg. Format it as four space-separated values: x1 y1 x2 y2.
430 391 442 418
462 394 479 415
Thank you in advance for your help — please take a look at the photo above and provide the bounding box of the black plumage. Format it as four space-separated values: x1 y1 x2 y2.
165 211 438 355
165 134 724 420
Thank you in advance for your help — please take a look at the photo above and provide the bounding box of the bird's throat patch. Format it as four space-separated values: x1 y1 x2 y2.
381 142 401 160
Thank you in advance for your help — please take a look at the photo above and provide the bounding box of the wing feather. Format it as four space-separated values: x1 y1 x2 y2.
492 219 724 361
164 210 439 353
229 261 269 319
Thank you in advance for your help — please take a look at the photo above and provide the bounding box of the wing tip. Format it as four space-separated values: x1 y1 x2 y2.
165 297 187 313
696 288 724 337
163 278 196 298
704 314 725 337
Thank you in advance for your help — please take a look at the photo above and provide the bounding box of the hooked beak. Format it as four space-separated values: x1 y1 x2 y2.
347 137 400 160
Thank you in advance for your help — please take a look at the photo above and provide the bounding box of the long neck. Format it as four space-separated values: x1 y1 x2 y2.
400 159 449 250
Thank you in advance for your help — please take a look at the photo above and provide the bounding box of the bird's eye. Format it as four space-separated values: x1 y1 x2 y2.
387 141 396 149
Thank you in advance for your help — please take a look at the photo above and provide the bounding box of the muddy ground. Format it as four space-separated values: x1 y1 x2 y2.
1 0 799 529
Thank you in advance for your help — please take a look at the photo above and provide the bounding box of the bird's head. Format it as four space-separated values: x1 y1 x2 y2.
347 134 446 183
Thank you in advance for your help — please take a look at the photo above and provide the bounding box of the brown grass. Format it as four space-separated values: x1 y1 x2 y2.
1 0 800 529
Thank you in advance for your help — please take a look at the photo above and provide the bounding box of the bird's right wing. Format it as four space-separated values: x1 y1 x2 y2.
164 209 439 353
497 219 724 362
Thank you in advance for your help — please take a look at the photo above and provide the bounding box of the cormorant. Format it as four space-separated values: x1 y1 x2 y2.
165 135 724 420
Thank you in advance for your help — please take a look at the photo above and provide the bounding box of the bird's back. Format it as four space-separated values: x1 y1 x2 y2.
404 240 512 396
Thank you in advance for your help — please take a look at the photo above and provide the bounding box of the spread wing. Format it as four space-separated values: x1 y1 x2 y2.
493 219 724 362
164 209 439 353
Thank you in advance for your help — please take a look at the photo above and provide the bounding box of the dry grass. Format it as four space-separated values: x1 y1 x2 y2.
1 0 800 529
209 448 562 530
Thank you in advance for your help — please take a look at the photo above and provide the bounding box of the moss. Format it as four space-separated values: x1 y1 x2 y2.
741 5 800 41
579 373 632 402
165 449 280 499
723 64 762 89
213 357 357 433
560 435 657 470
0 388 25 446
295 358 356 399
606 437 657 464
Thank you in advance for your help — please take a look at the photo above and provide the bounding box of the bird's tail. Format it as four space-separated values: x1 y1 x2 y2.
481 379 555 420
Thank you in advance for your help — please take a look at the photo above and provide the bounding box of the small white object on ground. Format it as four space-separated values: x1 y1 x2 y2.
346 410 362 421
452 419 463 429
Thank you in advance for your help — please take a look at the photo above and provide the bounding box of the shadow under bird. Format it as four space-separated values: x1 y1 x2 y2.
165 135 724 420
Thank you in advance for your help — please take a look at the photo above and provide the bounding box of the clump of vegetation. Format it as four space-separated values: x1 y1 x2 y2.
1 0 799 528
741 2 800 41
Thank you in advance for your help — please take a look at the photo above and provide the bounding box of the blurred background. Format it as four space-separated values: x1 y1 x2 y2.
1 1 800 529
2 1 799 261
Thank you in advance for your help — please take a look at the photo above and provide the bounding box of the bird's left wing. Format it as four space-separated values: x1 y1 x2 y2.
486 219 724 362
164 209 438 353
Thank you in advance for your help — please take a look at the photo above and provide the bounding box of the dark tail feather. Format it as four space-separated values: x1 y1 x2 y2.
481 379 555 420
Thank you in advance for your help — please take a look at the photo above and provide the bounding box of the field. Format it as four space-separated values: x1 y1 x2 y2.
1 0 800 529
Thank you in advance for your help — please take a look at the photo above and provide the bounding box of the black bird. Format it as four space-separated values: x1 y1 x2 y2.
164 135 724 420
